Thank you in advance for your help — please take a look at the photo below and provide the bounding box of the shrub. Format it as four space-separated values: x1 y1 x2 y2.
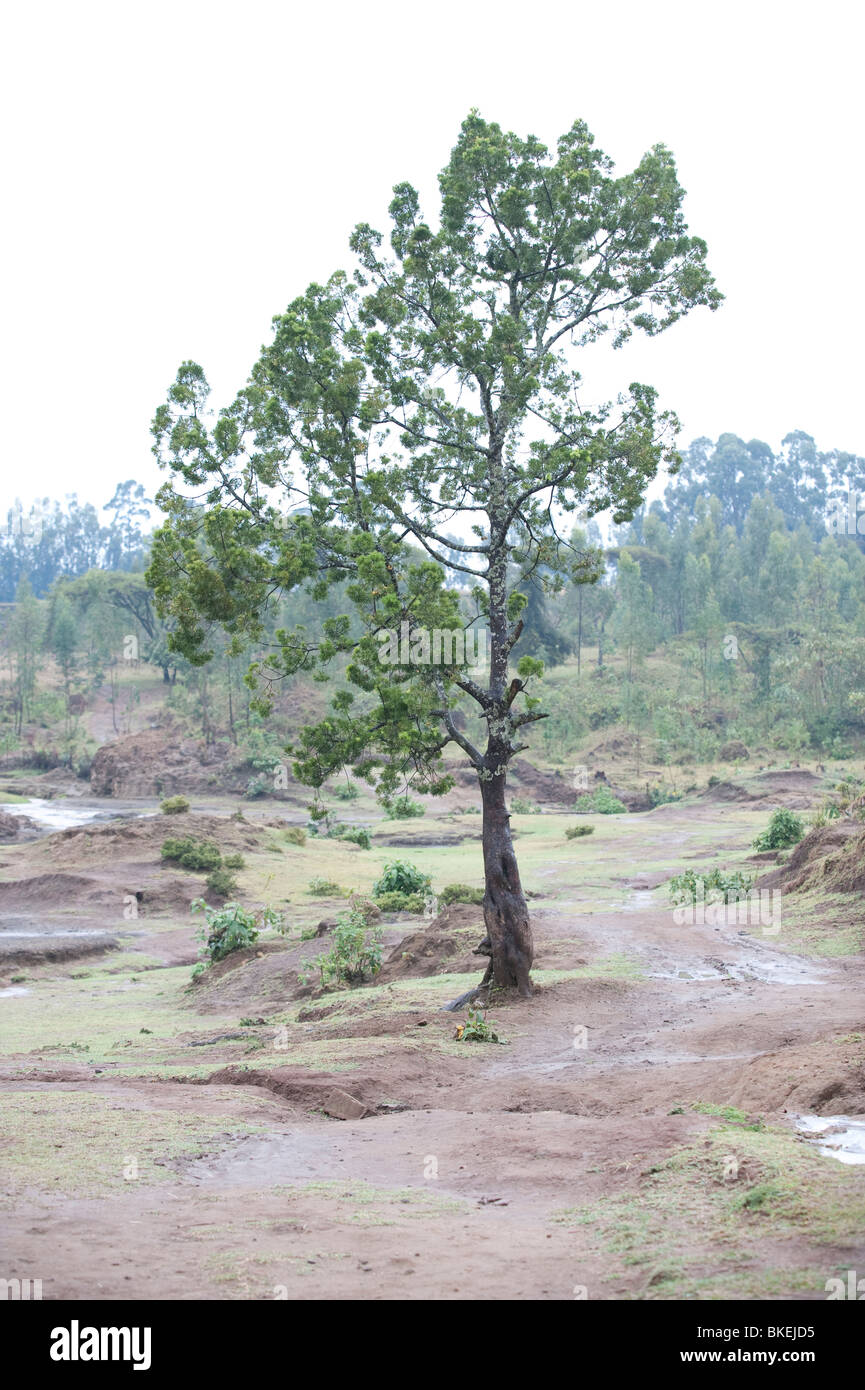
326 822 372 850
752 808 805 851
161 837 223 872
245 775 270 799
372 860 432 898
206 866 239 898
190 899 260 963
283 826 307 846
647 785 682 808
332 782 359 801
439 883 485 906
386 796 425 819
307 878 344 897
510 797 540 814
222 852 245 869
573 786 628 815
565 824 595 840
315 908 383 986
159 795 190 815
454 1009 506 1044
668 868 754 906
374 890 426 913
341 827 372 850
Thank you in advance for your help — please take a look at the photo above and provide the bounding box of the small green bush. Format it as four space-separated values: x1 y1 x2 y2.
573 785 628 815
222 852 245 870
374 890 427 913
565 824 595 840
332 782 359 801
454 1009 506 1044
206 866 239 898
159 795 190 815
752 808 805 851
283 826 307 846
161 837 223 872
439 883 485 906
510 797 540 814
342 827 372 850
315 908 383 986
372 860 431 898
386 796 425 819
190 899 260 962
307 877 344 897
668 867 754 906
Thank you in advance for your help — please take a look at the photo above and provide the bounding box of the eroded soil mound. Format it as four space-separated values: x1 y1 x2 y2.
89 728 255 798
758 821 865 895
381 903 487 979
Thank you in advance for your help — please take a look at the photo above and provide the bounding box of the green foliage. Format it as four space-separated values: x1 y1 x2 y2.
510 797 540 814
372 860 432 898
385 796 425 820
752 808 805 851
374 890 426 913
341 827 371 850
648 784 682 807
439 883 485 906
222 852 245 869
159 795 190 815
573 785 628 815
454 1009 506 1044
161 837 223 872
306 877 345 897
668 867 754 906
314 908 383 987
332 781 359 801
565 824 595 839
205 866 238 898
283 826 307 845
190 899 261 963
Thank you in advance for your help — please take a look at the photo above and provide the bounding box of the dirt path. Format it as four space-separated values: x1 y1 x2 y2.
2 795 864 1300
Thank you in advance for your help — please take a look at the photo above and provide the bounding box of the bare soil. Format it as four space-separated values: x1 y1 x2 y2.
1 770 864 1300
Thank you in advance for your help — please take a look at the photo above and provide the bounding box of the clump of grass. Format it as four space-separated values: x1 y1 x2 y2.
159 795 190 814
565 824 595 840
307 878 345 897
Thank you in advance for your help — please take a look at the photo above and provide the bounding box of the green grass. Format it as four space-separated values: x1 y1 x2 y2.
550 1123 865 1299
0 1090 266 1202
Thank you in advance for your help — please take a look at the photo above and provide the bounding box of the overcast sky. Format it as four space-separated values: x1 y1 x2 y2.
2 0 862 520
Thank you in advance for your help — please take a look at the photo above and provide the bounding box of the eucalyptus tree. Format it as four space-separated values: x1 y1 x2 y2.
148 111 721 997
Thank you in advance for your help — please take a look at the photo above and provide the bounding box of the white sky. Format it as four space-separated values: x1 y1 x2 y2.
1 0 862 520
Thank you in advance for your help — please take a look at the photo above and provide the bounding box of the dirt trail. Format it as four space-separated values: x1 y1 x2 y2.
2 793 864 1300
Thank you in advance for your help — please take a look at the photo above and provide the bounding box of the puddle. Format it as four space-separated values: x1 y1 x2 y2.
645 950 823 987
796 1114 865 1165
5 799 156 832
0 986 30 998
0 929 112 939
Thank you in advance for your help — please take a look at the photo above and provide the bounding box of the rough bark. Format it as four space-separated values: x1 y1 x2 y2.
480 764 533 996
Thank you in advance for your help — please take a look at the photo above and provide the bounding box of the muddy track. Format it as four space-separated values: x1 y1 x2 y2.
2 793 864 1300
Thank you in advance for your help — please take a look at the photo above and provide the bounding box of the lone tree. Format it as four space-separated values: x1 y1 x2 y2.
148 112 721 999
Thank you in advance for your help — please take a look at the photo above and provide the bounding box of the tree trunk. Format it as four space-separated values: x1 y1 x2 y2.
479 761 533 997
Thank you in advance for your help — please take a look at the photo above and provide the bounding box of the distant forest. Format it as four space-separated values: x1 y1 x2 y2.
2 430 865 771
